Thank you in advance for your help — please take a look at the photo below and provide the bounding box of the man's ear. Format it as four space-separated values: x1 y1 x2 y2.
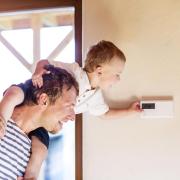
37 93 49 106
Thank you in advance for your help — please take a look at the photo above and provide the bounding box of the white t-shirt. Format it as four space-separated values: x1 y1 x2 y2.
50 61 109 116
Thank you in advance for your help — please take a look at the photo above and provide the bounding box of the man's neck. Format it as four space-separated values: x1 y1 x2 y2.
11 105 43 134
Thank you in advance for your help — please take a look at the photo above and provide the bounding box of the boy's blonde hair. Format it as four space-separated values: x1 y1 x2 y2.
84 40 126 73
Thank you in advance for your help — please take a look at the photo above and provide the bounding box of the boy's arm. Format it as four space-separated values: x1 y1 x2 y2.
100 101 142 120
0 86 24 137
32 60 51 88
32 60 50 88
32 59 77 88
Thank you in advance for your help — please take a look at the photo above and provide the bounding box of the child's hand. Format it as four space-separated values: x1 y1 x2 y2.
32 69 50 88
128 101 143 114
0 116 6 138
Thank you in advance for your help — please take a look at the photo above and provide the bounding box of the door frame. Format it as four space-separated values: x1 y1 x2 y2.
0 0 83 179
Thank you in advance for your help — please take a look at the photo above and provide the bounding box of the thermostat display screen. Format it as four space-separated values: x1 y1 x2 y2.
142 103 155 109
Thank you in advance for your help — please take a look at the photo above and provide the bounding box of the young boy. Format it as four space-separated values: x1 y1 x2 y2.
0 40 141 178
0 65 78 179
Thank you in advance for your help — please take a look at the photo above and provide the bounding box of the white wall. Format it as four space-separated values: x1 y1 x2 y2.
83 0 180 180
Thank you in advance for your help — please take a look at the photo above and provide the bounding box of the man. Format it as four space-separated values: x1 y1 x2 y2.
0 65 78 179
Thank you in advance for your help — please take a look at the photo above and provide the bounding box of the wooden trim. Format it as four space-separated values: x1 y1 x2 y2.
0 0 75 12
75 0 82 67
75 114 83 180
75 0 83 180
0 13 74 30
32 14 41 71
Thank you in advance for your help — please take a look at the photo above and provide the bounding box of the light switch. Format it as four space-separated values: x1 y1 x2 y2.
140 100 174 118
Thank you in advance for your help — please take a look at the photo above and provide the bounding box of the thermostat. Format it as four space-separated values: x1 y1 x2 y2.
140 100 174 118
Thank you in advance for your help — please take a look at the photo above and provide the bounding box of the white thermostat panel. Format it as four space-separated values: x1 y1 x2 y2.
140 100 174 118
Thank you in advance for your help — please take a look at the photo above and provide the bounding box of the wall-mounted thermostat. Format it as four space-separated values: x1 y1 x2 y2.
140 100 174 118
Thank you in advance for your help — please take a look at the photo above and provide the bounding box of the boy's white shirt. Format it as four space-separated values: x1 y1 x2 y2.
50 61 109 116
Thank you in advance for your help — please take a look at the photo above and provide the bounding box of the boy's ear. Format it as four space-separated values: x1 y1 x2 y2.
95 66 102 75
37 93 49 106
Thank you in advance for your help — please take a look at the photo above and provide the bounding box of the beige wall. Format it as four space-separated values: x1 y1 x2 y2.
83 0 180 180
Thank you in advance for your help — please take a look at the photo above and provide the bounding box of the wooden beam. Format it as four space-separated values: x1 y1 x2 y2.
47 29 73 60
0 14 31 30
0 13 74 30
0 0 75 12
31 14 41 72
0 21 12 30
75 0 82 67
12 18 31 29
75 0 82 180
0 32 31 72
56 14 74 26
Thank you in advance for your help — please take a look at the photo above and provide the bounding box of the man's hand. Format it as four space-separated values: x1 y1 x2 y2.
0 116 6 138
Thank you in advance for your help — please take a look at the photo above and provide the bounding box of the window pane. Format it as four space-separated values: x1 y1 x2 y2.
0 8 75 180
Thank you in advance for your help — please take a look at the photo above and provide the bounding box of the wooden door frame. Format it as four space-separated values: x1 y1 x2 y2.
0 0 83 180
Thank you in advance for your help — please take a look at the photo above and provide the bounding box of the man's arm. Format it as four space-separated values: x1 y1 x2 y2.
24 137 48 179
0 85 49 179
0 86 24 137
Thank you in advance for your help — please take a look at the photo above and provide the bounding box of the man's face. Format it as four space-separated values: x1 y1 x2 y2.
42 86 77 132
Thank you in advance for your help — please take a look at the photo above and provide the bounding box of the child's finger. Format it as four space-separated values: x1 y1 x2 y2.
37 78 43 88
32 77 42 88
32 78 38 88
32 69 50 88
134 101 140 106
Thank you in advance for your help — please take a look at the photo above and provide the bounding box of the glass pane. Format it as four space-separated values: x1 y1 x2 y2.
2 29 33 64
55 39 75 63
0 8 75 180
0 40 31 97
41 26 73 59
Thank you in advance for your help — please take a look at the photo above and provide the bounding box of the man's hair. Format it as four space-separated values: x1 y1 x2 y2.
23 65 79 106
83 40 126 73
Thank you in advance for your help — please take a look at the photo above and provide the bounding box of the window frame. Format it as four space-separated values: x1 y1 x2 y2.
0 0 83 180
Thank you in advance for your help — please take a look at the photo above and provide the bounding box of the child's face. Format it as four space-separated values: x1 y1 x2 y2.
97 56 125 90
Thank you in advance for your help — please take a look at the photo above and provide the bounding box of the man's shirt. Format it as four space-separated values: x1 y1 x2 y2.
0 120 31 179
